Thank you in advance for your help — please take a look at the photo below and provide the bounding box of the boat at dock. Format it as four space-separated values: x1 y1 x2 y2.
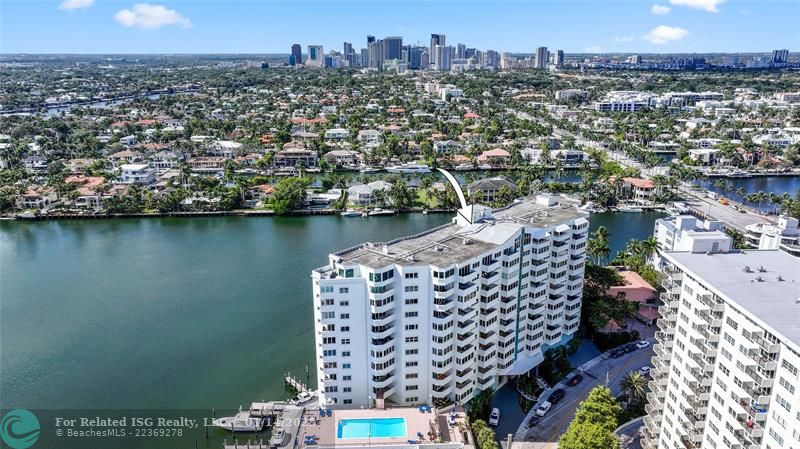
368 208 396 216
359 166 382 174
340 209 363 217
579 201 601 213
617 205 644 213
385 163 431 174
213 407 266 432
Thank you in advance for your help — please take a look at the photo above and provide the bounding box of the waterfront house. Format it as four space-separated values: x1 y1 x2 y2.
65 175 106 209
323 150 359 167
466 177 518 203
618 177 657 203
275 148 318 168
477 148 511 167
16 187 56 209
347 181 392 205
118 164 156 185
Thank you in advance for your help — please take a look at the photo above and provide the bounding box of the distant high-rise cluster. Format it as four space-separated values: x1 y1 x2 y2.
286 33 564 72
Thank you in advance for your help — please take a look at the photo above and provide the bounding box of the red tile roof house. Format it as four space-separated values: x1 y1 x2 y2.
619 177 658 203
65 175 106 209
608 267 660 327
477 148 512 167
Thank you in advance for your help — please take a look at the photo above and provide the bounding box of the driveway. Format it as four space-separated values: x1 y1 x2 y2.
490 381 528 442
518 343 655 445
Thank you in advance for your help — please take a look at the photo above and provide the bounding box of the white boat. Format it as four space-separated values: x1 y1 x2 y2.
385 163 431 174
454 163 473 171
213 409 265 432
579 201 600 213
727 169 752 178
270 428 286 446
368 208 396 216
617 205 644 213
340 209 362 217
359 166 382 174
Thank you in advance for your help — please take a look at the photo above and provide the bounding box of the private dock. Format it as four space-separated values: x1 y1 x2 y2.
284 373 311 394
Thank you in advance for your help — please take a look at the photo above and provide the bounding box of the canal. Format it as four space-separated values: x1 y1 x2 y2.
0 211 660 448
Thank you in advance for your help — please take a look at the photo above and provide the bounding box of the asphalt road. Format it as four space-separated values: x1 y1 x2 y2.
518 345 655 446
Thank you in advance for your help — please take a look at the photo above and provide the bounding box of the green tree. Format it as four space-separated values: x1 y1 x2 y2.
270 177 309 215
559 386 622 449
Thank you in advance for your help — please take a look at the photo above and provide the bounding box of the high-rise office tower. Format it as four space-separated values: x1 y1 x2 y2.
360 48 369 68
290 44 302 66
367 35 376 44
535 47 548 69
343 42 353 57
456 43 466 59
483 50 499 69
307 45 324 67
465 48 476 59
383 36 403 61
312 188 589 408
430 34 446 68
434 45 453 71
420 50 429 69
642 249 800 449
368 40 384 70
408 46 424 70
555 50 564 68
772 49 789 64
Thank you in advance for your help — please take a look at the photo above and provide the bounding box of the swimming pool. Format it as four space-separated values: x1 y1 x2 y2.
336 417 407 439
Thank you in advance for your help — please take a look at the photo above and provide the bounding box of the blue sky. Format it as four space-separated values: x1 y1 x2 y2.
1 0 798 54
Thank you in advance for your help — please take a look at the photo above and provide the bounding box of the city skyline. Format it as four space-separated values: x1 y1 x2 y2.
1 0 799 54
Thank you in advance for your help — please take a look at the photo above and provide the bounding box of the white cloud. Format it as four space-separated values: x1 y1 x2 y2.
114 3 191 30
58 0 94 10
643 25 689 44
651 4 672 14
614 35 635 43
584 46 602 53
669 0 724 12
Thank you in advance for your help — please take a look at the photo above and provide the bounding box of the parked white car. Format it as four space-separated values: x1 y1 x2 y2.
638 366 652 376
635 340 651 349
535 401 552 417
488 408 500 426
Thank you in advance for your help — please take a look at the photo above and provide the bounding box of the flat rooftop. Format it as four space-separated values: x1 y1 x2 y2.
329 196 586 269
664 250 800 347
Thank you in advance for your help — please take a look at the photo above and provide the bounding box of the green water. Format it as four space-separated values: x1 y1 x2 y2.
0 211 661 448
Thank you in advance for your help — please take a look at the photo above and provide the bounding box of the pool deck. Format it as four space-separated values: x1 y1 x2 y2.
299 407 470 448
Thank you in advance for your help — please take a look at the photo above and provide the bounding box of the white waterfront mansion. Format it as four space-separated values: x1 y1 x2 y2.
311 170 589 409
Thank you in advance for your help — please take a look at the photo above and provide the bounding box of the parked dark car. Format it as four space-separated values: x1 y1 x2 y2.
567 374 584 386
547 388 566 404
527 415 540 428
610 349 625 358
623 343 637 353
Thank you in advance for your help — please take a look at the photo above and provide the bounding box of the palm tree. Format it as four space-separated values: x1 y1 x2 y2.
638 236 660 262
588 226 611 266
620 371 648 405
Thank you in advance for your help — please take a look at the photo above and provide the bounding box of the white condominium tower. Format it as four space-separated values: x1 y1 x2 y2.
643 250 800 449
311 178 589 409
